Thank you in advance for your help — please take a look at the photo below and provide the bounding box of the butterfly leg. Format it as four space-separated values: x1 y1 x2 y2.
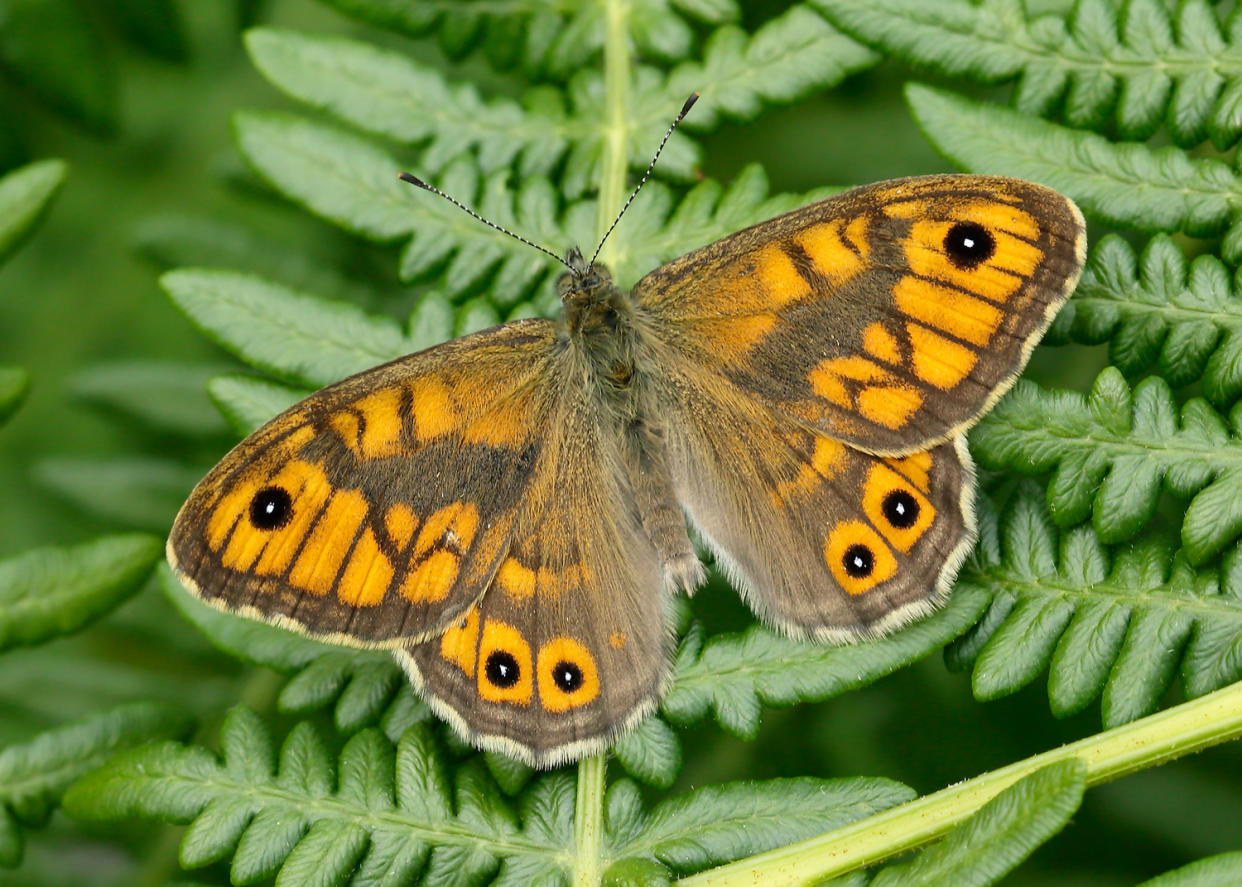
623 419 705 595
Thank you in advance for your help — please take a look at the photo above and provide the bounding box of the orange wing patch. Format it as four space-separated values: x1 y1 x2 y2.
287 489 368 595
794 218 866 286
338 526 395 606
774 434 848 503
907 323 979 390
861 463 935 553
808 356 924 429
863 322 901 365
477 620 533 705
494 556 592 604
537 637 601 712
824 520 898 596
440 606 480 677
893 277 1003 347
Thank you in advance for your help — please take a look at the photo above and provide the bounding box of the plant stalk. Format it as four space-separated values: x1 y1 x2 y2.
679 678 1242 886
573 753 608 887
596 0 632 267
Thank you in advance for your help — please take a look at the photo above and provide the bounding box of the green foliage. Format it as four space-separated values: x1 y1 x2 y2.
0 535 163 653
0 702 191 867
1140 852 1242 887
1048 233 1242 405
0 159 66 265
816 0 1242 146
68 361 231 438
319 0 738 79
975 369 1242 562
948 488 1242 725
12 0 1242 884
64 706 913 887
663 587 989 740
162 268 417 388
867 760 1085 887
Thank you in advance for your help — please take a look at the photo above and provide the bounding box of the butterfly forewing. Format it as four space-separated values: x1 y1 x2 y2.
167 320 556 647
634 175 1086 455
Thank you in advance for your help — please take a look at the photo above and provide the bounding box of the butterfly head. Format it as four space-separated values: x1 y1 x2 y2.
557 247 614 306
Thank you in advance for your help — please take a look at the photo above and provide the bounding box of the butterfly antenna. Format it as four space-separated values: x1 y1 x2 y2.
588 92 700 272
397 172 574 273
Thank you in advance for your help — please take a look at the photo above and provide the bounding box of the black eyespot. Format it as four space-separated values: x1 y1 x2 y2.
249 487 292 530
552 660 584 693
882 490 920 530
944 221 994 268
485 651 520 688
843 543 874 578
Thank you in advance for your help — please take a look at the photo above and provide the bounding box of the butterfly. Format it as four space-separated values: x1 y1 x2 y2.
168 165 1085 767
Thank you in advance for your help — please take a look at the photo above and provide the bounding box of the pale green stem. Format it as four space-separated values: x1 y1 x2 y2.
595 0 632 265
679 678 1242 886
573 753 608 887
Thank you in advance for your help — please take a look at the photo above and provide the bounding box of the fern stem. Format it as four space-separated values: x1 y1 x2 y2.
678 678 1242 886
595 0 631 268
573 753 607 887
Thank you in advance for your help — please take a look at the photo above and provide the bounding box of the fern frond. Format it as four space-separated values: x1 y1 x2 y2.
867 759 1084 887
0 159 67 265
0 703 190 867
662 586 989 738
232 110 419 242
132 211 382 303
948 487 1242 727
63 706 916 886
244 28 583 180
605 773 912 881
207 375 306 436
1049 234 1242 407
975 368 1242 563
162 562 985 789
0 536 163 653
818 0 1242 147
233 113 586 300
905 83 1242 259
161 566 417 734
65 709 572 886
611 717 682 790
662 5 878 128
244 11 876 203
161 269 415 387
315 0 738 78
279 650 407 735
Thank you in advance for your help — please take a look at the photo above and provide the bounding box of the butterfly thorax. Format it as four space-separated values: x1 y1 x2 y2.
556 252 641 395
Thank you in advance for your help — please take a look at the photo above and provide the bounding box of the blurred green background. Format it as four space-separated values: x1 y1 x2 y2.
1 2 1237 885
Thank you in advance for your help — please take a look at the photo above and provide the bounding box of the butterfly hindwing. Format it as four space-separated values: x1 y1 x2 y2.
397 373 669 767
167 319 556 647
634 175 1086 454
656 360 974 639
